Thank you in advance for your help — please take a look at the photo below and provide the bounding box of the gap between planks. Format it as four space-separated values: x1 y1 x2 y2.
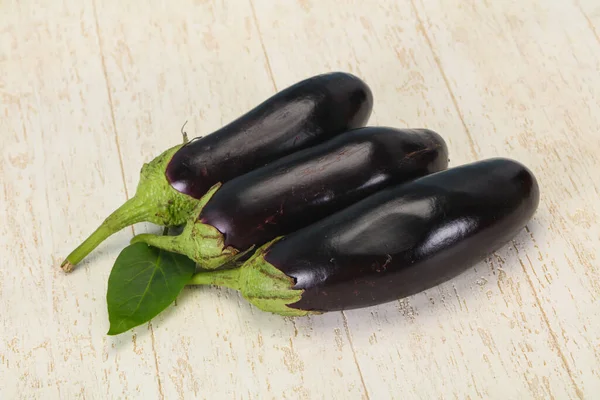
410 0 585 396
409 0 479 161
90 0 165 398
574 0 600 45
248 2 373 398
514 239 584 399
249 0 278 93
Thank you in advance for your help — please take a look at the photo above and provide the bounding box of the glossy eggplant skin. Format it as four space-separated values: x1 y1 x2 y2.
262 158 540 312
198 127 448 252
166 72 373 199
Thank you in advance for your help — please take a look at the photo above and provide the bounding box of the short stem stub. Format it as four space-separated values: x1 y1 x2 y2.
188 268 244 291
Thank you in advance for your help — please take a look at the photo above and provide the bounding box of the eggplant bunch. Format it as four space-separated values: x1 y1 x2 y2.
62 72 539 330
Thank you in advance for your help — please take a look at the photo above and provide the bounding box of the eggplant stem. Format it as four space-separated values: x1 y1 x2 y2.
60 195 154 272
188 268 243 291
130 233 181 254
181 120 189 144
60 143 200 273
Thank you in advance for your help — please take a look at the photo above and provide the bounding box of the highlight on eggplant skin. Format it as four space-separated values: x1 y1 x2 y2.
131 126 449 269
258 157 540 313
59 71 373 272
199 127 449 252
165 71 374 199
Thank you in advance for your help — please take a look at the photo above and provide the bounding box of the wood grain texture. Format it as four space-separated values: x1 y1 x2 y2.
413 1 600 397
1 0 162 398
92 1 367 399
1 0 599 398
252 0 600 398
577 0 600 45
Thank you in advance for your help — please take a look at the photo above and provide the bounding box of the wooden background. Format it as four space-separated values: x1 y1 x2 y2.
2 0 599 398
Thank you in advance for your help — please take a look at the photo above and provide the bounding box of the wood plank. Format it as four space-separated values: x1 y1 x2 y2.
92 1 367 398
0 0 161 398
412 0 600 397
2 0 599 398
252 0 599 398
576 0 600 44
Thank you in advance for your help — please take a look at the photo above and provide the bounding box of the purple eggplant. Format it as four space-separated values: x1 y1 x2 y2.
167 72 373 199
61 72 373 271
188 158 540 315
131 127 449 269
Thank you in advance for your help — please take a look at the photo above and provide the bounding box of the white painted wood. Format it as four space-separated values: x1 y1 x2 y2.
1 0 599 398
92 1 367 399
411 1 600 397
577 0 600 41
252 0 600 398
1 1 162 398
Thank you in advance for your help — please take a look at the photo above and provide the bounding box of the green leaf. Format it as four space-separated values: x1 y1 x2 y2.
106 242 196 335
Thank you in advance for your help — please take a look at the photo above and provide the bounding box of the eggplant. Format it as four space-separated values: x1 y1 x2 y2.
187 158 540 315
61 72 373 271
167 72 373 199
131 127 449 269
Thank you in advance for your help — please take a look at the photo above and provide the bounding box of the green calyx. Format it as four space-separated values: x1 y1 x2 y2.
188 238 314 317
133 144 200 226
130 183 240 270
61 143 200 272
